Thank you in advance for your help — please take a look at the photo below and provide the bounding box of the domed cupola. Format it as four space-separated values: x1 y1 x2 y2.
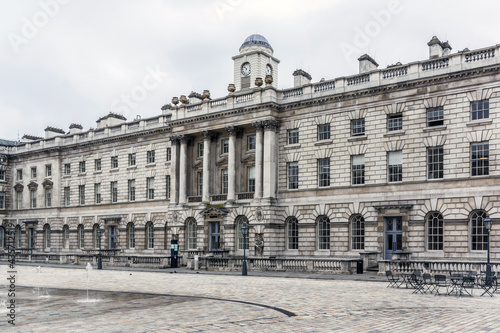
232 34 280 92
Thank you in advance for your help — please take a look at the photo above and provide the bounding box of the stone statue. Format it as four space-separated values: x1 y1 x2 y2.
255 234 264 257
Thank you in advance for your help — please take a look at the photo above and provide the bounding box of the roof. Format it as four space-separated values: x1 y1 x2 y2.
240 34 273 52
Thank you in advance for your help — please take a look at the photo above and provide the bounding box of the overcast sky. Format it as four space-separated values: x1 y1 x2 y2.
1 0 499 140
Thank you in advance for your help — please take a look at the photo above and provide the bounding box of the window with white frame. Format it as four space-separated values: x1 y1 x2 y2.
146 222 154 249
166 175 171 199
222 139 229 154
147 150 155 164
94 159 101 171
63 225 69 249
30 189 36 208
236 216 249 250
31 167 37 178
147 177 155 199
287 161 299 189
187 218 197 250
221 169 228 194
287 216 299 250
351 155 365 185
45 188 52 207
318 158 330 187
247 135 256 150
387 151 402 182
64 187 70 206
387 113 403 131
471 100 489 121
287 128 299 145
45 165 52 177
128 223 135 248
471 141 489 176
0 169 5 181
166 147 171 161
197 172 203 196
78 224 84 249
16 191 22 209
317 215 330 250
16 169 22 180
471 211 488 251
44 224 51 248
94 183 101 204
79 161 86 173
128 153 136 166
64 163 71 175
351 215 365 250
79 185 85 205
427 107 444 127
197 143 204 157
93 224 100 248
427 146 443 179
111 181 118 203
0 191 5 209
247 166 255 192
128 179 136 201
111 156 118 169
317 124 330 141
427 212 443 251
351 118 365 136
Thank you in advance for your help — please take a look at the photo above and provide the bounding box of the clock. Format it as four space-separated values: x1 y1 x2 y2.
266 64 272 76
241 62 251 76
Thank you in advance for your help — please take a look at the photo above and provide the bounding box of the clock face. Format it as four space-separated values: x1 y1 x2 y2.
241 62 251 76
266 64 272 76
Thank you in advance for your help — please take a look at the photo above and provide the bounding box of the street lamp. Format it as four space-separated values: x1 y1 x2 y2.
484 214 492 285
242 220 248 276
97 229 103 270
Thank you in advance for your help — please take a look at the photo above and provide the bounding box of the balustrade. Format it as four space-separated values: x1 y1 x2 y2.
465 48 495 63
283 87 303 98
313 80 335 92
347 74 370 86
421 58 449 71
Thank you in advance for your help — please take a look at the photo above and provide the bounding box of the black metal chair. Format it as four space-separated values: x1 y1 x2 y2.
421 273 435 294
479 275 498 297
386 270 401 288
411 273 425 294
459 275 476 297
434 274 449 296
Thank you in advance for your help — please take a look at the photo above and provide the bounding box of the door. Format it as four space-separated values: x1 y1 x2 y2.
385 217 403 260
109 226 116 249
210 222 220 251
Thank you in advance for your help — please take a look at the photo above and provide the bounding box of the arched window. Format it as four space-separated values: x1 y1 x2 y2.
351 215 365 250
92 223 100 248
44 224 51 249
286 217 299 250
0 226 4 248
63 225 70 249
77 224 85 249
146 221 154 249
186 218 197 250
471 210 488 250
427 212 443 250
127 222 135 249
317 215 330 250
236 216 249 250
15 225 22 248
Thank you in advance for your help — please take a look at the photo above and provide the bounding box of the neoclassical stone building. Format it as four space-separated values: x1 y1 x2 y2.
0 35 499 273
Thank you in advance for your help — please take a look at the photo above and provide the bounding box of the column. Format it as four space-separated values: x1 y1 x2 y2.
263 120 279 198
178 135 188 205
201 130 211 203
252 121 264 199
226 126 236 202
168 136 179 205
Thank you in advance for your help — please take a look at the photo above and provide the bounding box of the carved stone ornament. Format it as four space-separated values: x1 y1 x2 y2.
255 206 263 221
14 183 24 192
255 77 263 87
255 233 264 257
179 95 188 104
227 83 236 94
42 179 53 189
172 211 178 223
171 97 179 105
202 90 211 100
27 181 38 191
265 75 273 85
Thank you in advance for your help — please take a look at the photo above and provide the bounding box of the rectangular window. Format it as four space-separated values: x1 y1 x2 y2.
128 179 136 201
79 185 85 205
427 147 443 179
0 169 5 181
287 128 299 145
16 191 22 209
147 150 155 164
30 190 36 208
94 183 101 204
64 163 71 175
17 169 22 180
471 100 489 121
318 158 330 187
388 113 403 131
248 166 255 192
317 124 331 141
111 181 118 203
0 191 5 209
79 161 86 173
128 153 136 166
31 167 37 178
427 107 444 127
352 155 365 185
351 119 365 136
45 188 52 207
147 177 155 200
471 141 489 176
166 147 172 161
388 151 403 182
111 156 118 169
247 135 256 150
222 139 229 154
287 161 299 189
221 169 228 194
197 172 203 196
197 143 204 157
45 165 52 177
94 159 101 171
166 175 171 199
64 187 70 206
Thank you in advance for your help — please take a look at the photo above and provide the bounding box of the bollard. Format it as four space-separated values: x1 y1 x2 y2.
194 255 199 271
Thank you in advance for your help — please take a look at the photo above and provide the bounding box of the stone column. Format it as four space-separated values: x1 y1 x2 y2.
252 121 264 199
201 130 212 203
263 120 280 198
178 135 188 205
226 126 236 202
168 136 179 204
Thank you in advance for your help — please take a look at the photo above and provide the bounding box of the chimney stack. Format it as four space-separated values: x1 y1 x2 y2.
358 54 378 74
293 69 312 87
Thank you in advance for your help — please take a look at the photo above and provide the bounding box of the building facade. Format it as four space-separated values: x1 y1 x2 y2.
0 35 499 273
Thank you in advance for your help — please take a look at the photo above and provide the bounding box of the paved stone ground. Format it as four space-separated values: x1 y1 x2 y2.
0 264 499 332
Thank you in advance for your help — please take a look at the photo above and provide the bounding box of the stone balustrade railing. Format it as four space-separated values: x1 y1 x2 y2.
379 260 500 275
8 44 499 153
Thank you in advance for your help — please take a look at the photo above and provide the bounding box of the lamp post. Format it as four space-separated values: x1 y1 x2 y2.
242 221 248 276
484 214 492 285
97 229 103 270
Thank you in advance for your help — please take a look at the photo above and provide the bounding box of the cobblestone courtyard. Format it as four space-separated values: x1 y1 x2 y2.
1 265 499 332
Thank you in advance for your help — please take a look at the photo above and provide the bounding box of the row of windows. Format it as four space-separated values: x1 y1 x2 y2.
287 142 490 189
286 100 491 144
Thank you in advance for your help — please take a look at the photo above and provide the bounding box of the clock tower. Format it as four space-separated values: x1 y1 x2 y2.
232 34 280 92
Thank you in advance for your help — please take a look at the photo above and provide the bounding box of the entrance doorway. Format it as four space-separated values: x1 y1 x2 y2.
385 217 402 260
109 226 117 249
210 222 220 251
